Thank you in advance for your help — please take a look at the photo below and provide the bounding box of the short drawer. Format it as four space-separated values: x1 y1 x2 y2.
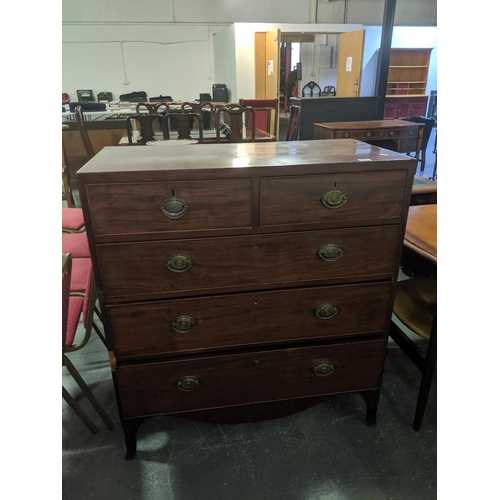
115 339 387 418
260 171 408 227
107 282 393 358
85 178 252 237
97 225 400 300
397 137 419 153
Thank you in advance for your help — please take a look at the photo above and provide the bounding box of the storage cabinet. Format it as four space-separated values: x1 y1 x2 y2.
383 48 432 119
77 140 416 460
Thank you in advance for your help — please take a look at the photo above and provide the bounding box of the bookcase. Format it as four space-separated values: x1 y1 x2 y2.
383 48 432 119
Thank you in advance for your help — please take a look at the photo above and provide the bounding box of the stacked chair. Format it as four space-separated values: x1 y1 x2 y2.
62 208 112 433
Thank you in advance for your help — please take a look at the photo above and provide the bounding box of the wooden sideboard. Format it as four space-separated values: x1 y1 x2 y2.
77 140 416 459
314 120 423 158
383 96 429 120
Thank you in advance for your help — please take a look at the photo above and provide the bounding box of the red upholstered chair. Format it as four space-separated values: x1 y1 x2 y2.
62 253 113 433
62 208 85 233
239 98 278 140
62 232 90 258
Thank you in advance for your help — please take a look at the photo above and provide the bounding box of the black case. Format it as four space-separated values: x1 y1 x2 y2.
119 91 147 103
212 84 228 103
97 91 113 102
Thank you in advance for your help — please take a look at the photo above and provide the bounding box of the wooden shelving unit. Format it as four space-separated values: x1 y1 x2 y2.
383 48 433 119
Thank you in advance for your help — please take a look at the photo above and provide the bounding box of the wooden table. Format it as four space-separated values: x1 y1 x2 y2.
411 176 437 206
402 204 437 276
314 119 424 158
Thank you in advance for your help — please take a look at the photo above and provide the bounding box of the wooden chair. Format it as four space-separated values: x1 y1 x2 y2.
322 85 336 96
402 116 435 171
75 106 95 158
215 106 255 143
165 112 203 141
239 98 278 141
62 253 113 433
301 81 321 97
181 101 214 128
389 276 437 431
135 102 170 115
125 114 167 144
285 105 301 141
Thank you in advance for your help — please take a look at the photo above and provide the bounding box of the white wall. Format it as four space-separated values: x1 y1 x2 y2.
213 25 237 102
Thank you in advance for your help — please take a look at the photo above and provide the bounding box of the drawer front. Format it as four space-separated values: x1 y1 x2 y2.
333 129 383 140
260 171 407 227
396 137 419 153
116 339 386 417
85 179 252 237
97 226 400 300
107 282 393 358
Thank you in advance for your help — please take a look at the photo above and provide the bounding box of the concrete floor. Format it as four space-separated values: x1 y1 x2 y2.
63 129 437 499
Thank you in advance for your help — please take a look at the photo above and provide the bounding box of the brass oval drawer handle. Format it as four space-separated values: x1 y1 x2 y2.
321 188 347 209
166 254 193 273
160 196 189 219
313 361 335 377
343 132 349 138
176 376 200 391
389 130 395 136
171 315 197 333
366 131 372 137
315 303 339 320
318 243 343 262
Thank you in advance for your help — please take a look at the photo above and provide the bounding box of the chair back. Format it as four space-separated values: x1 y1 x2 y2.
181 102 214 128
323 85 336 96
165 112 203 141
286 105 301 141
125 114 167 144
75 106 95 158
239 98 278 140
301 81 322 98
135 102 170 114
215 106 256 143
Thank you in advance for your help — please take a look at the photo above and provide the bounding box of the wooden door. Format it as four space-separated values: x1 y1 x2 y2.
336 30 365 97
255 30 281 100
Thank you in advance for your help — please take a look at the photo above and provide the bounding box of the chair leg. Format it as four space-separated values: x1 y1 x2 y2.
63 386 98 433
63 354 114 430
413 318 437 431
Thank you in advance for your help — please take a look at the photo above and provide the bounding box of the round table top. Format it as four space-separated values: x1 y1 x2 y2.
404 204 437 264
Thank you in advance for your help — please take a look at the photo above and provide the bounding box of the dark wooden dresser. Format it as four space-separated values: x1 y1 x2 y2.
77 139 416 459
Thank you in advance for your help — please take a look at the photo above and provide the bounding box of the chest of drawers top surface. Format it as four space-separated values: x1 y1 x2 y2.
77 139 414 179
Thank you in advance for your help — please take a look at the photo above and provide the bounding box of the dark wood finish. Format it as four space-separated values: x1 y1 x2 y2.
116 339 387 418
215 106 256 143
135 102 170 114
125 114 167 144
77 139 416 458
288 96 380 140
313 120 423 158
75 106 95 158
97 226 400 301
166 112 203 141
285 105 301 141
181 102 214 129
107 282 393 358
411 176 437 206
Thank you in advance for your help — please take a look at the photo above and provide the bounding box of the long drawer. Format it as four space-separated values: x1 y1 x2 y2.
260 170 408 227
97 226 401 300
116 339 387 418
107 282 393 358
85 178 252 237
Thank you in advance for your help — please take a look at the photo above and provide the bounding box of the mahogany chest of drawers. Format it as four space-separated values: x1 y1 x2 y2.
77 139 416 459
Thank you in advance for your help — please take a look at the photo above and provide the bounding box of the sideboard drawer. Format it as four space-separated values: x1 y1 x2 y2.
260 171 408 227
97 226 400 300
116 339 387 418
334 129 384 140
85 178 252 237
398 138 419 153
107 282 393 358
